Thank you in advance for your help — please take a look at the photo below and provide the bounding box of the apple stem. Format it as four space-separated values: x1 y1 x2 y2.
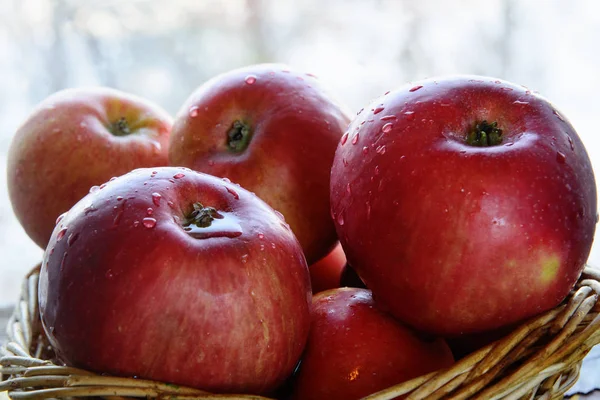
111 118 132 137
182 202 223 228
227 120 252 152
466 120 503 146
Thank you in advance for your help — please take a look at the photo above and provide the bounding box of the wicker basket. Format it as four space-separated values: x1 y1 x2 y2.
1 265 600 400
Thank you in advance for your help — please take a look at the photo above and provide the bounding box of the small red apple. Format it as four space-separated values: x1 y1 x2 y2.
290 288 454 400
7 88 172 249
330 76 597 336
309 243 347 294
168 64 351 264
38 167 312 395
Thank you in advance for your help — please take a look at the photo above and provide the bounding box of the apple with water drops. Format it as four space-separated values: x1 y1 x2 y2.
330 75 597 336
39 167 312 395
168 63 351 264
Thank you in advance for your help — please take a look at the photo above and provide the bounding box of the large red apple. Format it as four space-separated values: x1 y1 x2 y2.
7 87 172 249
330 76 597 336
290 288 454 400
168 64 351 264
38 167 312 395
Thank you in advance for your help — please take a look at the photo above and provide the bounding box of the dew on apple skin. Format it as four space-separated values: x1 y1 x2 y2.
382 123 393 133
346 183 352 195
152 193 162 207
409 85 423 92
225 186 240 200
568 136 575 151
351 133 359 145
173 173 185 179
147 208 154 216
336 212 345 226
340 132 349 145
362 146 369 154
513 100 529 105
105 269 114 279
245 75 257 85
67 232 79 246
142 217 157 229
116 196 124 201
258 233 265 239
55 213 67 226
241 254 249 263
380 115 397 122
56 227 68 241
373 105 385 114
260 244 265 251
556 151 566 164
553 109 565 122
404 111 415 121
376 145 387 155
89 185 100 194
189 106 199 118
133 220 140 227
167 201 175 209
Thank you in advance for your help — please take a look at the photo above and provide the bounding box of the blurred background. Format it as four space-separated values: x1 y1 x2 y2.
1 0 600 306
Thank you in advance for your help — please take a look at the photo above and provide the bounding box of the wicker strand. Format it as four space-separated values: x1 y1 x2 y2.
2 266 600 400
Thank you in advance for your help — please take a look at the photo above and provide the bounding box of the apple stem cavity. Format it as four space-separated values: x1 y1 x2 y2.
227 120 252 152
110 117 132 137
183 202 223 228
466 120 503 147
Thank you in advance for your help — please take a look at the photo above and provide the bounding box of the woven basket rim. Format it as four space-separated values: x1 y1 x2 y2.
1 265 600 400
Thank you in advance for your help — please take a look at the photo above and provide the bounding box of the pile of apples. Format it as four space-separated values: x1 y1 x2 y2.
6 64 597 399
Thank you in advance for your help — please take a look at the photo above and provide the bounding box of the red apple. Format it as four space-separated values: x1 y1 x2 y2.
168 64 351 264
7 87 172 249
330 76 597 336
290 288 454 400
309 243 347 294
38 167 312 395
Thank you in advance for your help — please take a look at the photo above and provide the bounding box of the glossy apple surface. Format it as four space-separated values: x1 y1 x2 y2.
309 243 347 294
290 288 454 400
38 167 312 395
168 64 350 264
330 76 597 336
7 88 172 249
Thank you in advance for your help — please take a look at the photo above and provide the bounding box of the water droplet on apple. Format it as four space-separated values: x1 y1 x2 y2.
271 242 276 249
346 183 352 195
342 158 348 167
556 151 566 163
67 232 79 246
116 196 124 201
142 217 157 229
241 254 249 263
341 132 349 145
409 85 423 92
60 253 67 271
351 133 359 145
336 213 345 226
133 220 140 227
245 75 257 85
404 111 415 121
501 87 513 91
382 123 393 133
167 201 175 209
275 210 286 221
189 106 199 118
89 186 100 193
56 227 68 241
105 269 114 279
376 145 386 155
225 186 240 200
362 146 369 154
374 165 380 175
258 233 265 239
173 173 185 179
553 109 565 122
56 213 66 225
260 244 265 251
373 105 385 114
567 136 575 151
504 142 514 147
147 208 154 216
380 115 397 122
513 100 529 105
152 193 162 206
